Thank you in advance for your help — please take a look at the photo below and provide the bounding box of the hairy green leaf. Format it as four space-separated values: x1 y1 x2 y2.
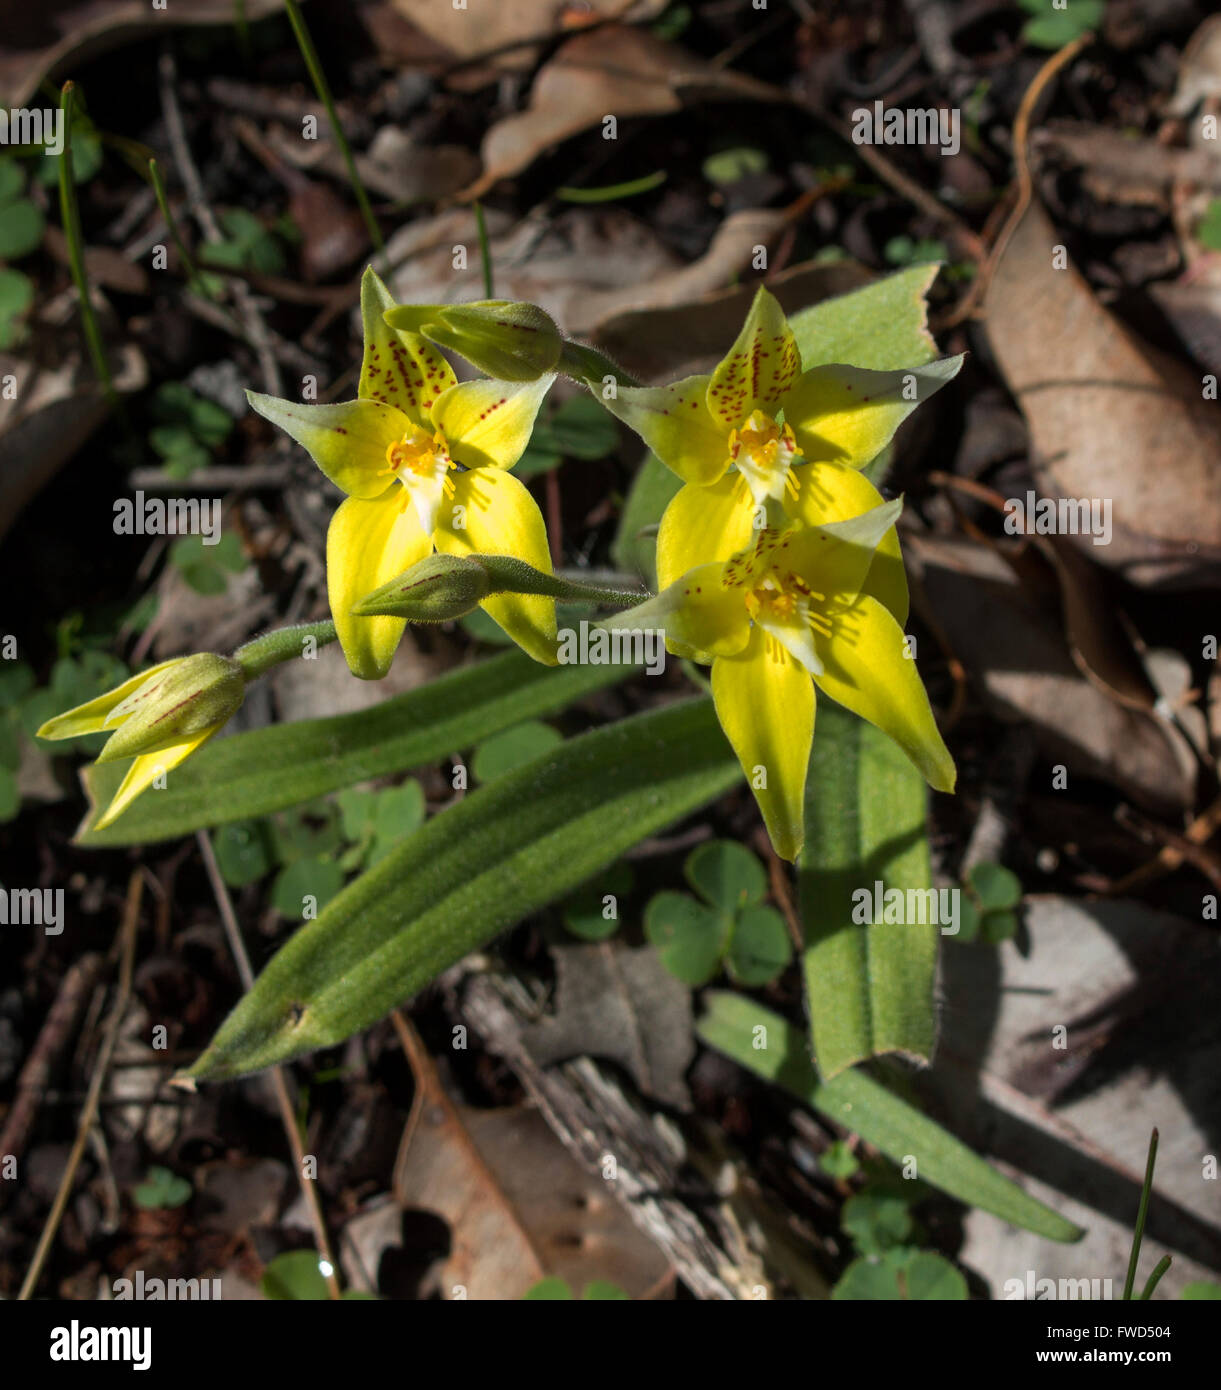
79 650 631 846
187 699 738 1080
697 992 1083 1243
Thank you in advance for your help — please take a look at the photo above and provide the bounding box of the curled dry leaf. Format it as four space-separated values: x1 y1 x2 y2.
388 0 666 72
465 24 782 198
392 1016 672 1300
984 203 1221 588
594 260 874 381
385 204 787 338
909 534 1196 812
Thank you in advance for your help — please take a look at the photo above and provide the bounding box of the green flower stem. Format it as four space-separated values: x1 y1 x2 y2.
232 620 338 679
473 200 494 298
59 83 117 412
477 555 648 608
282 0 383 252
558 340 640 392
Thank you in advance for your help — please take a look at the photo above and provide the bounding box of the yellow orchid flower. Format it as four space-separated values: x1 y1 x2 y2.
604 284 962 624
37 654 246 829
247 268 558 678
615 500 955 861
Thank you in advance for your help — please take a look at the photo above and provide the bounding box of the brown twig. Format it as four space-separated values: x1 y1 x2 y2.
939 31 1093 329
18 874 142 1299
158 49 282 396
191 829 341 1299
0 953 105 1202
1105 796 1221 897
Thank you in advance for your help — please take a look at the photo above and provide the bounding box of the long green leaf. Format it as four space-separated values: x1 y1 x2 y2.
187 698 739 1080
78 650 631 846
800 704 936 1077
698 992 1083 1243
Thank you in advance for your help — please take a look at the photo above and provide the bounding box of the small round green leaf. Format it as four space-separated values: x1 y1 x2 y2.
955 894 981 944
523 1276 573 1300
703 146 768 185
261 1250 331 1300
968 861 1022 910
841 1190 914 1256
561 862 635 941
0 199 44 260
981 909 1019 945
644 890 727 986
132 1165 192 1211
212 820 274 887
726 904 792 985
818 1141 860 1180
272 856 345 918
582 1280 630 1300
684 838 767 911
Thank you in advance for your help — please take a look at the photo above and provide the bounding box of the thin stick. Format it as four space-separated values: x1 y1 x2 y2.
0 954 105 1207
193 829 342 1299
282 0 383 252
58 83 118 412
1123 1127 1158 1301
158 50 282 395
940 31 1093 328
147 156 208 296
19 873 142 1299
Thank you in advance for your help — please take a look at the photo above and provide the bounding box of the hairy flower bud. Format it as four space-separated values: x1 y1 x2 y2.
351 552 492 621
384 301 562 381
93 654 246 763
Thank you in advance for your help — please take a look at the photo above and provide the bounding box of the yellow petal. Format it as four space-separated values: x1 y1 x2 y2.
93 729 215 830
707 285 801 432
711 626 814 862
327 491 433 680
359 266 456 420
435 469 558 665
36 660 180 741
782 357 962 470
815 594 955 793
612 562 748 660
786 461 909 625
656 472 758 591
246 392 405 500
602 376 729 486
779 498 903 608
429 375 554 472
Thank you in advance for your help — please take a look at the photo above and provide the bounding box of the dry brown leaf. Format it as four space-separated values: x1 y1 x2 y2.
594 259 873 380
387 0 665 72
984 203 1221 588
909 534 1196 811
1168 13 1221 118
519 943 695 1110
466 24 781 197
392 1017 672 1300
0 288 145 543
384 204 788 339
0 0 283 107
